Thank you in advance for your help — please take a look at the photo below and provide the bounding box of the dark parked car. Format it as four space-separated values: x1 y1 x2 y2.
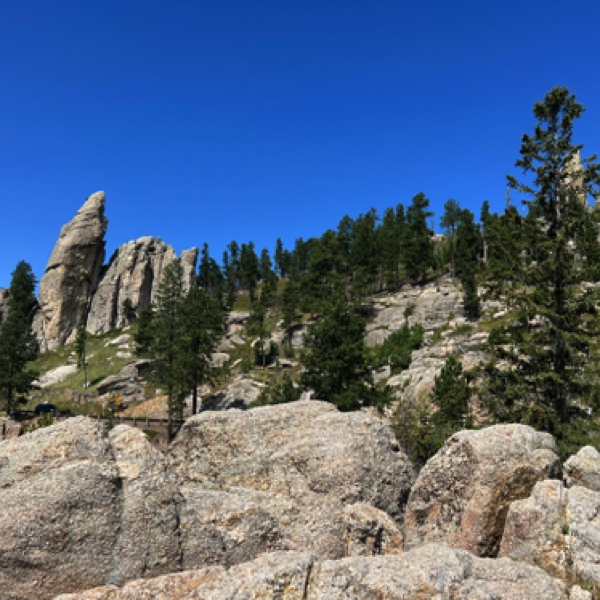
34 403 61 417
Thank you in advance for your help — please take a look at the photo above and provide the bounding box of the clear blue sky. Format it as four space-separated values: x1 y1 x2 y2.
1 0 600 288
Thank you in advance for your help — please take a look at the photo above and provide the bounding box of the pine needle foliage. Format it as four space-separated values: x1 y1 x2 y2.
482 87 600 458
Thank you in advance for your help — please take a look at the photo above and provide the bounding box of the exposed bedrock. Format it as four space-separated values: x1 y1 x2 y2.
34 192 108 350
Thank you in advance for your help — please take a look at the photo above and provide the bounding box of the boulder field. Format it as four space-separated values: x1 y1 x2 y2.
0 400 599 598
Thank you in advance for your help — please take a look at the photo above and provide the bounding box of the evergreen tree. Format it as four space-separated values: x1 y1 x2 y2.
8 261 37 318
403 193 434 282
178 283 226 415
336 214 354 278
301 230 342 313
148 259 186 438
134 306 154 357
75 318 88 389
222 249 236 309
350 208 379 290
300 283 390 411
274 238 289 279
240 242 260 305
480 200 494 264
483 206 525 297
483 86 600 458
455 209 481 320
259 248 278 306
415 356 472 464
379 207 401 290
440 198 462 280
0 261 38 414
281 278 300 329
198 243 224 299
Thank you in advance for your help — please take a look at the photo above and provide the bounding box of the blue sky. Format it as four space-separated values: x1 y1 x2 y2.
1 0 600 288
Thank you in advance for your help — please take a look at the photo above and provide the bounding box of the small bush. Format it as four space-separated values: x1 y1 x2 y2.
373 324 424 374
251 373 302 407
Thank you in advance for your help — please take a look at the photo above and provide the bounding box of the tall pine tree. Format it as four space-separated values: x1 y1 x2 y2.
483 87 600 458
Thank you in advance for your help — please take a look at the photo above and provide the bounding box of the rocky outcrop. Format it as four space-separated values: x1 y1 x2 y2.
342 502 404 557
35 192 108 350
32 193 198 347
56 544 569 599
96 359 151 405
86 238 198 335
500 479 600 591
499 479 570 580
200 377 263 411
404 424 560 557
179 487 283 569
170 400 415 521
0 418 182 599
169 400 415 560
32 363 78 387
564 446 600 492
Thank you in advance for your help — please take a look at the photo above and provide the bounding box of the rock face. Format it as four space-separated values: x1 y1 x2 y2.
56 544 568 599
96 359 151 405
342 502 404 557
86 238 198 335
33 193 199 347
564 445 600 492
169 400 415 559
0 418 182 599
35 192 108 350
179 487 283 569
200 377 263 412
500 479 600 590
32 363 78 387
404 424 560 557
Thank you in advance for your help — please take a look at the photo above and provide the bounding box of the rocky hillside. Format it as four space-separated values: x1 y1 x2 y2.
1 402 598 599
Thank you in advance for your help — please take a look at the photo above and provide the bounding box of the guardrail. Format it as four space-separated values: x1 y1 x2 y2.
2 412 186 441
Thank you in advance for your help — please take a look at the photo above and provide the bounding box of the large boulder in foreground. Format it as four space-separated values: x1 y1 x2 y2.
169 400 414 521
34 192 108 350
0 418 181 599
404 424 560 557
168 400 415 559
56 544 568 599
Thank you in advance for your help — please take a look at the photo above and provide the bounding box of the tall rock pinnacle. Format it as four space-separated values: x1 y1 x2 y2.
34 192 108 351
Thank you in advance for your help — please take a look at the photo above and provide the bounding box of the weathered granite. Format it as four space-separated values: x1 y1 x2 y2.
35 192 108 350
405 424 560 557
564 446 600 492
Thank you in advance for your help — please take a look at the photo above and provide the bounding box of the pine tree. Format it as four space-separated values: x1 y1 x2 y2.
178 283 226 415
379 207 401 290
415 356 472 464
455 209 481 320
300 283 390 411
440 198 462 280
281 278 300 329
403 193 434 283
134 306 154 357
240 242 260 306
149 259 186 438
75 319 88 389
483 87 600 458
274 238 288 279
0 261 38 414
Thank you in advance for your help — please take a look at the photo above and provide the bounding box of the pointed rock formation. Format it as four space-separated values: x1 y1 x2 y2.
34 192 108 351
86 238 198 335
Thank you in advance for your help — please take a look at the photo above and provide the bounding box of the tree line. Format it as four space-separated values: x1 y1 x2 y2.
1 86 600 464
